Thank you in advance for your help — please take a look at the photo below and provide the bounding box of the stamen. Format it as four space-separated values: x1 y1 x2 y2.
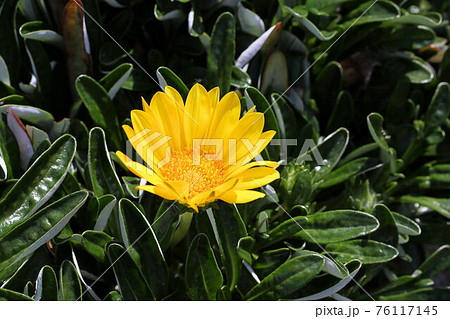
162 148 226 198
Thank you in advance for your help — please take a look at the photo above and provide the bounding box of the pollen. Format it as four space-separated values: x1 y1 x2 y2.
162 148 226 198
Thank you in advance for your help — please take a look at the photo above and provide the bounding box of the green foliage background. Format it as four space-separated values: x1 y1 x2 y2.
0 0 450 301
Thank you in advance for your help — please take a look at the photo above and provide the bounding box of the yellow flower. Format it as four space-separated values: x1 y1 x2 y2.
116 83 280 212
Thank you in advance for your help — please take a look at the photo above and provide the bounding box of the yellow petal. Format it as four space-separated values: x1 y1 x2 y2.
234 167 280 190
218 190 265 203
116 151 163 185
137 184 178 201
226 160 279 179
184 83 210 144
237 130 277 165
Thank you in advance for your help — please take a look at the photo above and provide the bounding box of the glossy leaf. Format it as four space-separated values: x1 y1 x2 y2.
208 204 247 292
34 266 58 301
207 12 235 94
81 230 114 263
107 243 155 301
59 260 82 301
245 254 325 300
0 288 34 301
0 134 76 238
88 127 124 198
0 191 88 281
185 233 223 301
118 199 168 299
325 239 398 264
400 195 450 219
152 200 180 251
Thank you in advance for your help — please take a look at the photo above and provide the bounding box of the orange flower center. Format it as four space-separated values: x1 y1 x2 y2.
162 148 226 198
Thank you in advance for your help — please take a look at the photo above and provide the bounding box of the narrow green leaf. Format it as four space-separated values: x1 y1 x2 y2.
59 260 82 301
81 230 113 263
19 21 63 48
245 254 325 300
100 63 133 99
418 245 450 279
297 128 349 181
118 199 168 299
391 211 421 236
107 243 155 301
34 266 58 301
424 82 450 132
0 191 89 281
185 233 223 301
156 67 189 98
0 288 34 301
253 248 290 278
379 288 450 301
88 127 124 198
0 134 76 238
207 12 235 94
76 76 121 147
209 203 247 292
325 239 398 264
152 200 180 251
318 157 369 189
400 195 450 219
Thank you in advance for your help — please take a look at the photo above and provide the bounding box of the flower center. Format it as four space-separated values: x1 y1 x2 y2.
162 148 226 198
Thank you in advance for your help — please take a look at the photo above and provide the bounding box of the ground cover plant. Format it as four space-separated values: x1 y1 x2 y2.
0 0 449 301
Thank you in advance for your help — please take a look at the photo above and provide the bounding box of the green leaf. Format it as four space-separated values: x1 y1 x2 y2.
367 113 389 151
185 233 223 301
81 230 113 263
370 204 398 247
231 65 251 88
294 210 379 244
291 260 362 300
284 6 337 41
379 288 450 301
59 260 82 301
260 210 378 247
156 66 189 98
400 195 450 219
424 82 450 132
118 198 168 299
245 254 325 300
342 0 400 27
100 63 133 99
94 195 117 232
88 127 124 198
391 211 421 236
252 248 290 278
0 0 20 85
107 243 155 301
34 265 58 301
325 239 398 264
318 157 370 189
207 12 235 94
0 105 54 131
0 288 34 301
0 134 76 238
418 245 450 279
75 76 122 147
208 203 247 292
19 21 63 49
152 200 180 251
0 191 89 281
297 128 349 182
